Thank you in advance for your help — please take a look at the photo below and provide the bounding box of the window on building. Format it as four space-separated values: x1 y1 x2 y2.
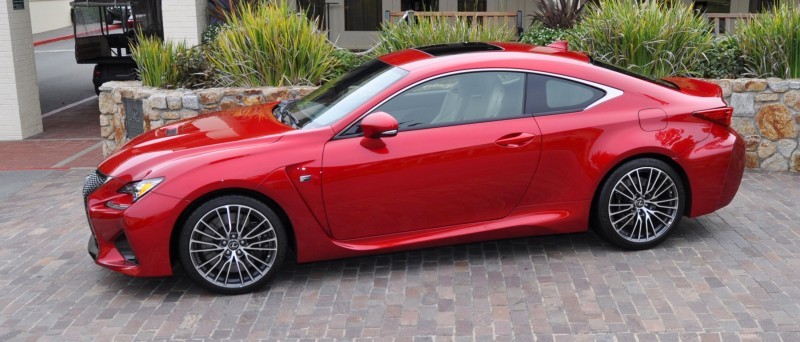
345 0 382 31
458 0 487 11
401 0 439 11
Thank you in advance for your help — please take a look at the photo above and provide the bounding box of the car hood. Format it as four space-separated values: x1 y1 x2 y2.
99 102 293 178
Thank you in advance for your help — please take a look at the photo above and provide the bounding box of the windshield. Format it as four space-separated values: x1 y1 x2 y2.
282 60 408 129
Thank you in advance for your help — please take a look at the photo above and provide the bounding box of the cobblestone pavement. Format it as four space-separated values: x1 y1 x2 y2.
1 170 799 341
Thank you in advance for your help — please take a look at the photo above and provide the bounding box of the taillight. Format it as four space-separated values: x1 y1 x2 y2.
693 107 732 127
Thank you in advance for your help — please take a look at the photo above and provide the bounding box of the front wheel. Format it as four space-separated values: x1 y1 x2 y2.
178 195 287 294
594 158 686 250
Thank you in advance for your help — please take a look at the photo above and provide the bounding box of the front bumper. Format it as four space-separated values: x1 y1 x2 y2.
84 174 184 277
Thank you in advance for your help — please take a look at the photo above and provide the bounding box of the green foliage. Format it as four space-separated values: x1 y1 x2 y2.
132 33 185 88
567 0 713 78
201 23 226 45
174 46 215 89
698 35 745 79
736 3 800 78
206 1 339 87
519 22 569 46
326 49 370 80
373 15 515 56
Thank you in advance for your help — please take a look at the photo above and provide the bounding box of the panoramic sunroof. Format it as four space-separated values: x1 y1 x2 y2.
416 43 503 56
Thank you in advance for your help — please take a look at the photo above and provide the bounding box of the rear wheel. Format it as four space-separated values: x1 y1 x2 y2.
178 195 287 294
594 158 685 250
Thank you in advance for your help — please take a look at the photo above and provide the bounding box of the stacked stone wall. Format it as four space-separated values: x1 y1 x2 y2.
708 79 800 172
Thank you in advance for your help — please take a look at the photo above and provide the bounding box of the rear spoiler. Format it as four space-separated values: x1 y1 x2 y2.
661 77 723 98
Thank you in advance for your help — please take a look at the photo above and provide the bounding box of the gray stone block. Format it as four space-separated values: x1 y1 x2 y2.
730 93 755 117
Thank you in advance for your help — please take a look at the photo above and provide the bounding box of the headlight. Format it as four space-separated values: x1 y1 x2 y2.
119 177 164 202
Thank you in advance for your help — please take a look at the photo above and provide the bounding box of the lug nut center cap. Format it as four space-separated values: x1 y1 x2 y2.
228 241 240 250
634 198 645 208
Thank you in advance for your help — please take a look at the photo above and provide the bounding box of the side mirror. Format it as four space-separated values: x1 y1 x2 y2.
361 112 399 139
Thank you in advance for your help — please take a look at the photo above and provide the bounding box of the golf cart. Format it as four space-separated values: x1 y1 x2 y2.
70 0 163 94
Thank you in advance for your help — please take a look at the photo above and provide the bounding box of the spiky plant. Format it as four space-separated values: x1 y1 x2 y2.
531 0 585 29
567 0 713 78
206 1 339 87
132 33 187 88
373 14 515 56
736 3 800 78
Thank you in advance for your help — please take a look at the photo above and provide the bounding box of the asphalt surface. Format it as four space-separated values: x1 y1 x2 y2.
34 35 96 114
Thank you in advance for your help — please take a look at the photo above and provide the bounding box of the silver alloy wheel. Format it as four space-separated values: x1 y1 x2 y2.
607 167 679 243
188 204 278 288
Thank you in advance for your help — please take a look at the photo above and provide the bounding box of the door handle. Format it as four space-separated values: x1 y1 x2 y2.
495 132 535 147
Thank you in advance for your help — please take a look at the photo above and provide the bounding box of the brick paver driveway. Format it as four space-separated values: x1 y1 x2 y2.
1 170 799 340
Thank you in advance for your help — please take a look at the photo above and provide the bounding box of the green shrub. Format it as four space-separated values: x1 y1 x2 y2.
325 49 370 80
373 15 515 56
567 0 713 78
201 23 226 45
698 35 745 79
174 46 215 89
132 33 186 88
207 1 339 87
736 3 800 78
519 22 569 46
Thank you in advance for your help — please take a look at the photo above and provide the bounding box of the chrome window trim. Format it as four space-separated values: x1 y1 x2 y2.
335 68 624 138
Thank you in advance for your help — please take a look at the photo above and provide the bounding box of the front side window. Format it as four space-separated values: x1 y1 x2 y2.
368 71 526 132
526 74 606 115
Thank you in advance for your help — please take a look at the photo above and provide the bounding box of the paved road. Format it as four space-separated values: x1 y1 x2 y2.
0 170 799 340
35 37 96 114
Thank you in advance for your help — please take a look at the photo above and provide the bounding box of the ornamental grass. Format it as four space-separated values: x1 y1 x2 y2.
736 3 800 78
206 1 338 87
567 0 713 78
373 14 515 56
131 33 186 88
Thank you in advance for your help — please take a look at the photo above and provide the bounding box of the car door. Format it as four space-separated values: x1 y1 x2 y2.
321 71 542 240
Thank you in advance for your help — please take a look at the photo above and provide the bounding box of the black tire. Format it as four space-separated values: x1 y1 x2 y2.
594 158 686 250
178 195 287 295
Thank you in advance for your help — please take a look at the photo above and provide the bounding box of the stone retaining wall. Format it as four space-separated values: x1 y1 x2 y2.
98 81 316 156
707 79 800 172
100 79 800 172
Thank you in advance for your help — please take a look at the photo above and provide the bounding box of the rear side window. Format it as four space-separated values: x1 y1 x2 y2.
526 74 606 115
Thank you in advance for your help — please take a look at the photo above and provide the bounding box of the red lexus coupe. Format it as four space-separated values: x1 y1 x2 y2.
83 42 744 294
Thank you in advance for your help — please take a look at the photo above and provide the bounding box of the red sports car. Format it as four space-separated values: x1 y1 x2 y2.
84 42 744 294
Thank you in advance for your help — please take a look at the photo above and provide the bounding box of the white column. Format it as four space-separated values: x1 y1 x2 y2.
0 0 42 140
162 0 207 46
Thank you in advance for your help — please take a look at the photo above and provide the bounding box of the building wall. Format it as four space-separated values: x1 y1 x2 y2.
29 0 71 34
0 0 42 140
162 0 206 46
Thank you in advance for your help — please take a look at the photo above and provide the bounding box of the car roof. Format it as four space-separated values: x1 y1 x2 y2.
377 42 591 69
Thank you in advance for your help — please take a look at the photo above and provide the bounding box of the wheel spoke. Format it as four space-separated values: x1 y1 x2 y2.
191 247 224 253
243 225 274 241
614 188 635 201
199 220 225 240
191 239 220 247
216 209 230 235
610 207 632 216
242 246 278 251
195 226 224 241
612 212 634 228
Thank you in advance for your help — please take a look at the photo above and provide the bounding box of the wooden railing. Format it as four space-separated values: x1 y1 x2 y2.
384 10 524 36
705 13 755 35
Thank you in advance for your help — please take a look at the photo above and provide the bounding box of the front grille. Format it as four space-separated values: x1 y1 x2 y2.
83 170 108 203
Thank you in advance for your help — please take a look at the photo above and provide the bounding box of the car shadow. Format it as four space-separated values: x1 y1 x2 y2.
112 218 707 297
